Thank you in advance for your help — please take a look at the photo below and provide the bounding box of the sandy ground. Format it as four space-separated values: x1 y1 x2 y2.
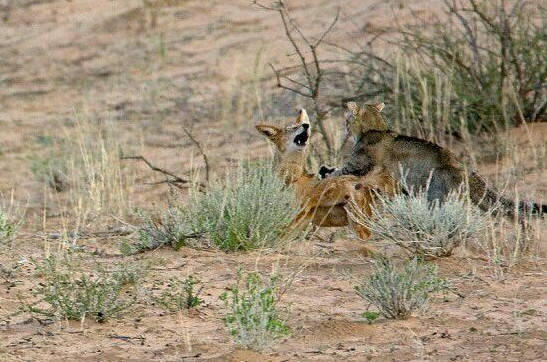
0 0 545 361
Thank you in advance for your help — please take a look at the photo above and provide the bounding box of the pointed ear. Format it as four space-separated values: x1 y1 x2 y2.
256 124 281 140
376 102 385 112
346 101 358 112
296 109 309 124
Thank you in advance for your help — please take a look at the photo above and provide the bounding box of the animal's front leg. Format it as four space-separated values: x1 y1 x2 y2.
319 165 337 179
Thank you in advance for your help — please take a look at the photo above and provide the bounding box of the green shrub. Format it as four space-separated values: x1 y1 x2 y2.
219 271 289 350
129 164 300 253
23 256 141 323
361 311 379 324
355 257 445 320
153 275 203 312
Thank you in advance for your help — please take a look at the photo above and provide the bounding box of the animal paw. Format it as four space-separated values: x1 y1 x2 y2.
319 165 336 179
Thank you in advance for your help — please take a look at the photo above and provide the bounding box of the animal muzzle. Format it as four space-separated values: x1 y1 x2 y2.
293 125 309 146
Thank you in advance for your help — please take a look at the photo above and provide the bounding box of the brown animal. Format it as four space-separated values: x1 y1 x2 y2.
256 109 395 246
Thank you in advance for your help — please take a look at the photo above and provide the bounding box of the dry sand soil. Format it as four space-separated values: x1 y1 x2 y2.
0 0 546 361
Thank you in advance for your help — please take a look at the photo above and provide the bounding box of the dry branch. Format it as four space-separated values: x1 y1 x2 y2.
182 126 210 183
121 155 205 191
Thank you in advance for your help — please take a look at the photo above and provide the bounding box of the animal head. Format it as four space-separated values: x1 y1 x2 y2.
255 109 310 154
345 101 388 137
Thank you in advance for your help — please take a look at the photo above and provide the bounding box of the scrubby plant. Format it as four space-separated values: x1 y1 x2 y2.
345 0 545 135
128 164 300 253
153 275 203 312
355 257 445 320
120 208 198 255
22 256 141 323
186 164 300 250
219 271 289 350
361 311 379 324
349 180 487 257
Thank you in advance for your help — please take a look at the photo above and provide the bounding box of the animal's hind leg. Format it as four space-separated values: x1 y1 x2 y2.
289 208 311 230
427 168 458 203
349 219 375 256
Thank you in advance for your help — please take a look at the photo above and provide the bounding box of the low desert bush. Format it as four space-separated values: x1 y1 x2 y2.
355 257 445 320
219 271 289 350
128 164 300 253
349 181 487 257
152 275 203 312
120 207 195 255
22 256 142 323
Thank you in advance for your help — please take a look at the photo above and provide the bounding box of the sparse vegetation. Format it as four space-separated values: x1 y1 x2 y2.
349 183 487 258
219 271 289 350
120 207 197 255
0 208 17 245
22 256 141 323
152 275 203 312
346 0 546 136
28 113 135 234
355 257 445 320
361 311 379 324
129 164 300 253
1 0 545 359
0 192 23 246
477 205 543 279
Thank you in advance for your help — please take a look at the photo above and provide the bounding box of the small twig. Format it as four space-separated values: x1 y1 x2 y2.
108 334 145 345
121 155 205 191
182 127 210 184
445 286 466 299
181 353 202 359
313 7 340 48
269 63 312 97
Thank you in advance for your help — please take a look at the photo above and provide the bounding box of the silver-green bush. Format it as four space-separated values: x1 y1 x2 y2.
219 271 289 350
129 164 300 253
349 183 487 257
355 257 445 320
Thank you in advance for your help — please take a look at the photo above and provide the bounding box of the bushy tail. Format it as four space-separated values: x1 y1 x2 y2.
468 172 545 220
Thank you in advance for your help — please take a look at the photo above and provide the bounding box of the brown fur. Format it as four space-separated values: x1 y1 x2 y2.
256 109 395 249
